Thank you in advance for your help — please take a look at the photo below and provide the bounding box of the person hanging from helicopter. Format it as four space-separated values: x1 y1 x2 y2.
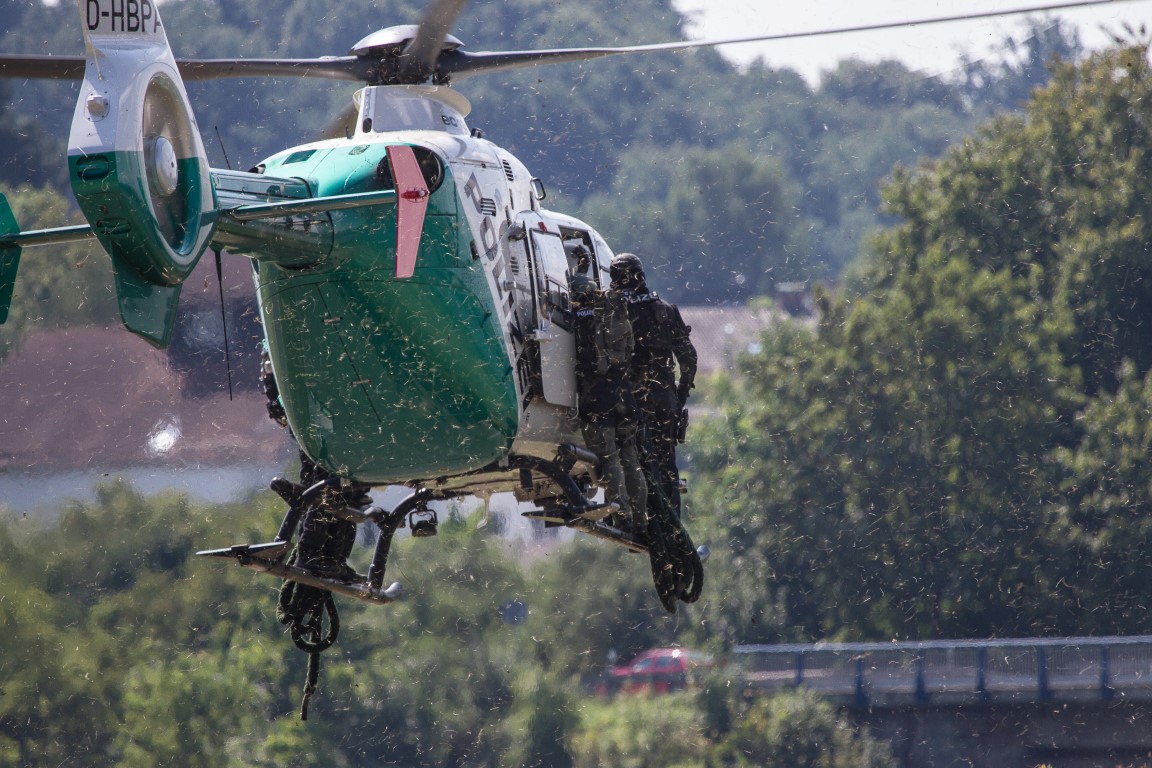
609 253 698 518
569 245 648 533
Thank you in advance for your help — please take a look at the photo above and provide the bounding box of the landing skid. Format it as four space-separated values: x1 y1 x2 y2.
521 507 650 554
197 473 434 608
196 542 404 605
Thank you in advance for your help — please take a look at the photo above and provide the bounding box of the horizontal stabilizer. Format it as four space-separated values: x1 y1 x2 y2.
0 194 101 325
0 224 95 250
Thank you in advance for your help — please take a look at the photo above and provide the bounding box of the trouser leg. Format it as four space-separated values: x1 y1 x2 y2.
616 421 648 525
649 412 681 517
582 419 629 510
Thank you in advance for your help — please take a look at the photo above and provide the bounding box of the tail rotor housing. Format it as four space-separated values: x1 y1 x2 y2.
68 0 216 346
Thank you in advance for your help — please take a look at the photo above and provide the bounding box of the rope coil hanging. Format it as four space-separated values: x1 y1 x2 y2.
278 573 341 720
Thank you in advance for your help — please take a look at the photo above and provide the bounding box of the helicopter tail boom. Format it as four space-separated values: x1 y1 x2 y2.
67 0 217 347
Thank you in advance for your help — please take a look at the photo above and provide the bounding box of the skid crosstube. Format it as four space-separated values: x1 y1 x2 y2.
521 507 649 554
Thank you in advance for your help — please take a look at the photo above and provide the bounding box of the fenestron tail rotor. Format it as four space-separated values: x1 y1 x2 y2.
141 77 198 250
67 0 216 347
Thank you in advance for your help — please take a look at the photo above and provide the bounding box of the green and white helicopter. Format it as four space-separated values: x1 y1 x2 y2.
0 0 792 614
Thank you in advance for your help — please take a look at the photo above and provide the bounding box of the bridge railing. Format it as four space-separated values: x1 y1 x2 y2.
733 635 1152 707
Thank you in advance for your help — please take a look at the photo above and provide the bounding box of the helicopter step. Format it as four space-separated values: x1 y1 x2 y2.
196 542 404 606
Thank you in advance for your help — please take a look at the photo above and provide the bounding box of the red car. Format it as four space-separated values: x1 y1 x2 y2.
605 648 715 694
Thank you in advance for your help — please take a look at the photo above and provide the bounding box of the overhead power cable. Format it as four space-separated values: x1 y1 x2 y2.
688 0 1148 47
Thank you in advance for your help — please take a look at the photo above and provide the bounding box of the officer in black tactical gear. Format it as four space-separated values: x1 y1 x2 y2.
609 252 697 517
570 247 647 530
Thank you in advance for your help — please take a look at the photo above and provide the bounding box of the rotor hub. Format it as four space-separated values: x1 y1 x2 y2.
146 134 179 197
350 26 463 57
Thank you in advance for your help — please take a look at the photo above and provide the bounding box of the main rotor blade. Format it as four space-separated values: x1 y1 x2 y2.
0 0 1133 85
0 54 373 82
319 101 360 141
0 33 873 86
434 34 814 82
179 57 374 82
399 0 469 83
435 0 1140 81
0 55 85 80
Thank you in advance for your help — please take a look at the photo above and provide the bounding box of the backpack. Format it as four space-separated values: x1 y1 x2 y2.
593 289 634 375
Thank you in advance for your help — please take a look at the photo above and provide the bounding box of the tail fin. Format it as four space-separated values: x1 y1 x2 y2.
68 0 217 346
0 193 21 324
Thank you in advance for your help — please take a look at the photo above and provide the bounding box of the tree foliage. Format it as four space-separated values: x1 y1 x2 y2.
0 482 895 766
710 687 895 768
0 183 117 356
690 41 1152 643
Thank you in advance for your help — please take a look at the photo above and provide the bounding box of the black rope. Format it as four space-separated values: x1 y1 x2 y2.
278 576 340 720
302 650 321 721
642 466 704 613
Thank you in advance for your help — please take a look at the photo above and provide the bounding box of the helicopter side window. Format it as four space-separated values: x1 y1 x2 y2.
563 233 599 283
529 229 572 332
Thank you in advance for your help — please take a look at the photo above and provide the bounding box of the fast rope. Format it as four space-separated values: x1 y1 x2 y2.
277 577 340 720
643 471 704 613
276 496 358 720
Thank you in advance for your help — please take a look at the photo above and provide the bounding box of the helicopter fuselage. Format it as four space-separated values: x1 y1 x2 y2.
213 85 611 493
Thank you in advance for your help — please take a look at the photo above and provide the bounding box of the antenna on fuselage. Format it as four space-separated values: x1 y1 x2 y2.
213 248 234 400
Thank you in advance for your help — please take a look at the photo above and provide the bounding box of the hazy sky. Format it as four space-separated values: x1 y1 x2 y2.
671 0 1152 82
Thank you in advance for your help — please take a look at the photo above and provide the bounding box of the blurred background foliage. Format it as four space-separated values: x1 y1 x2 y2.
0 483 897 765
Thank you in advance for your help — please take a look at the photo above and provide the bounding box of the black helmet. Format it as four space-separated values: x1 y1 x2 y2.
609 252 645 287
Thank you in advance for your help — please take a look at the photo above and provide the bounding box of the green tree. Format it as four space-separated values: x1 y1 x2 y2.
502 668 577 768
870 43 1152 395
710 688 895 768
571 692 709 768
579 145 807 304
0 184 117 355
1049 361 1152 632
690 41 1152 643
1 481 290 764
959 17 1083 110
693 259 1082 642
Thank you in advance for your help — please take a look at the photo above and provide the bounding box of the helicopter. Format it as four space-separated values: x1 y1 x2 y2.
0 0 806 622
